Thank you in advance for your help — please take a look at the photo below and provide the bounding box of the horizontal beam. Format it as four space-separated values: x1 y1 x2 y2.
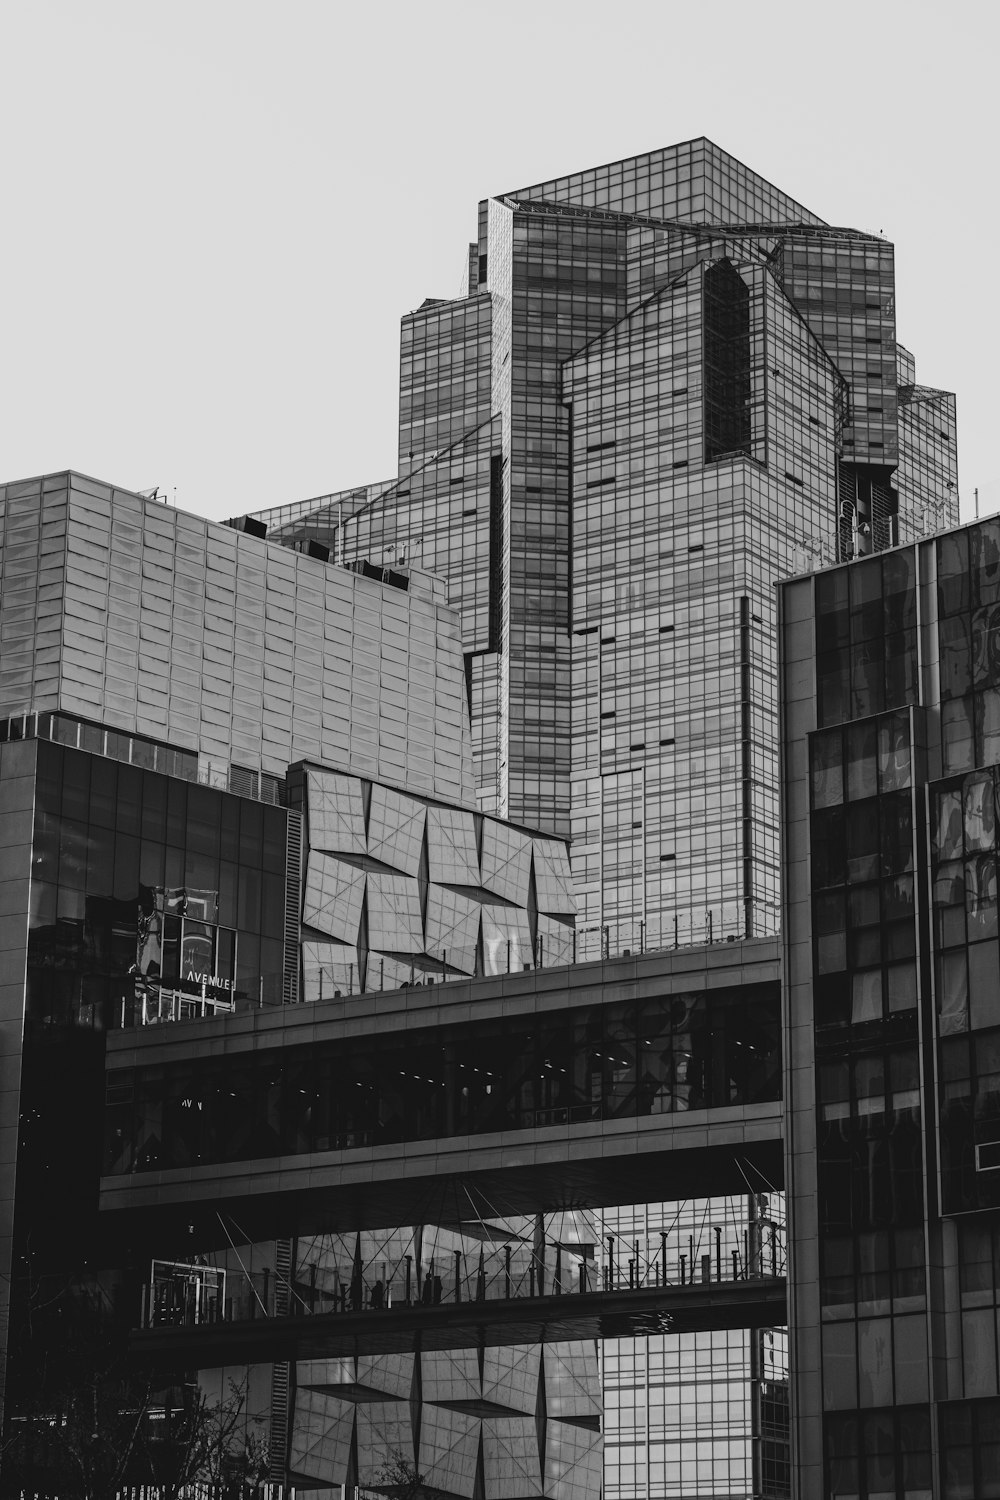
131 1277 787 1366
99 1122 783 1254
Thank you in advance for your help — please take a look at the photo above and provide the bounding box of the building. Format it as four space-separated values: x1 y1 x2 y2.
253 136 958 958
0 471 589 1496
248 140 958 1499
0 141 963 1500
780 515 1000 1499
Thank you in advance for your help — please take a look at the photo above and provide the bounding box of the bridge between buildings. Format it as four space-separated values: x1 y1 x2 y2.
99 940 784 1256
130 1275 788 1367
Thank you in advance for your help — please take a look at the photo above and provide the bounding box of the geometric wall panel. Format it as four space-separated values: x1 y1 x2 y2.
302 853 366 942
483 1415 544 1499
543 1423 603 1500
424 886 481 975
367 783 426 875
418 1405 480 1498
289 1387 355 1485
355 1400 415 1482
532 837 576 916
482 1345 541 1417
420 1348 481 1404
481 821 533 905
481 903 533 976
427 803 481 886
543 1342 602 1421
305 768 367 856
301 939 361 1001
366 872 424 954
301 767 576 993
535 914 575 969
357 1351 415 1402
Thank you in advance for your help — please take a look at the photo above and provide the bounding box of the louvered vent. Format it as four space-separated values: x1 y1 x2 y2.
283 810 302 1004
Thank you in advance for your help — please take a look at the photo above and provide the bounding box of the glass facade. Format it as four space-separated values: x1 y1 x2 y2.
28 740 289 1031
601 1196 789 1500
0 139 966 1498
243 139 957 1500
103 978 781 1175
253 138 955 958
781 516 1000 1500
11 738 290 1299
0 475 546 1491
291 1216 603 1497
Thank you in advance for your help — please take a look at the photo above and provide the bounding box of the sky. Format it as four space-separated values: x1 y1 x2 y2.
1 0 996 523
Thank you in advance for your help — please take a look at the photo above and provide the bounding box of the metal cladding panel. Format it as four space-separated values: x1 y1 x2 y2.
298 768 577 994
0 474 475 809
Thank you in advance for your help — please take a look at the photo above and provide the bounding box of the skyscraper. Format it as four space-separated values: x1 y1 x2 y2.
256 136 957 960
251 139 958 1500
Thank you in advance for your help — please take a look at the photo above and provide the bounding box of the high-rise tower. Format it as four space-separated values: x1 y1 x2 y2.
250 140 958 1500
256 139 957 962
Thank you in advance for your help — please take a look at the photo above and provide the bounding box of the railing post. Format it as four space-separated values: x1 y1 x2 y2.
607 1233 615 1288
505 1245 512 1298
634 1241 640 1287
454 1249 462 1302
680 1254 687 1284
661 1232 668 1286
405 1255 412 1305
715 1227 722 1283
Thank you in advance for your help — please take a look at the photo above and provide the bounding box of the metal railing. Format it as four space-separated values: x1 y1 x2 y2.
123 974 286 1028
144 1222 786 1330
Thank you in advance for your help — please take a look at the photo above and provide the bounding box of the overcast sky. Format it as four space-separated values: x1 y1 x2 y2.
1 0 995 522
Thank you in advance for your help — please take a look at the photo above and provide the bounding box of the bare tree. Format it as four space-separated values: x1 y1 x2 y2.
359 1450 432 1499
1 1269 269 1499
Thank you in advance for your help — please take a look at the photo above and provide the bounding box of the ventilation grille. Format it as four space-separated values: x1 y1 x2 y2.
283 810 303 1004
269 1360 291 1481
228 764 284 804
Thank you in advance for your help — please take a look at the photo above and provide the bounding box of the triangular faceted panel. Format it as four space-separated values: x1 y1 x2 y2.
288 1387 354 1486
418 1404 481 1499
306 769 367 856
